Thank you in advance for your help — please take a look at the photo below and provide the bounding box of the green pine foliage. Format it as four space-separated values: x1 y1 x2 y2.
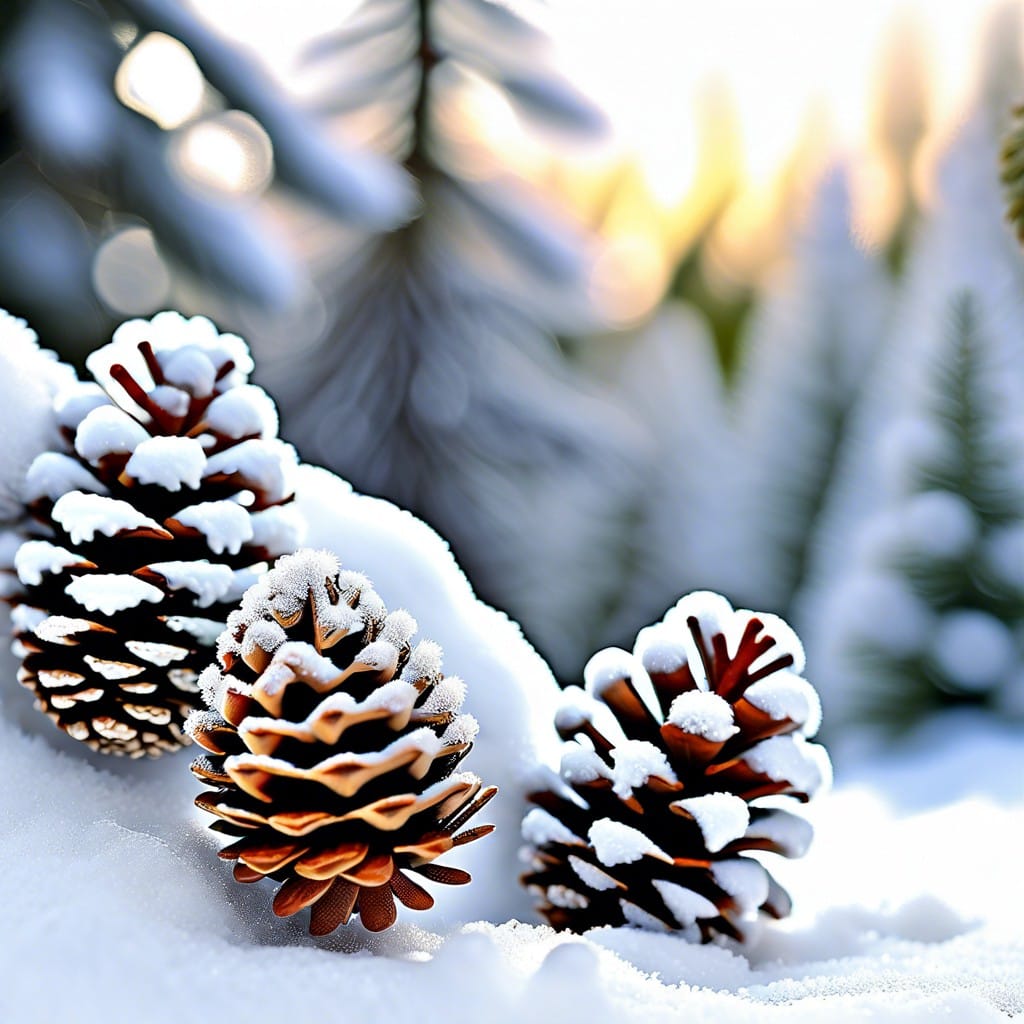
826 296 1024 726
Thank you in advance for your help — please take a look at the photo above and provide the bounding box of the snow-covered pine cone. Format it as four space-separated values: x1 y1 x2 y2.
188 549 498 935
521 591 831 941
11 312 302 757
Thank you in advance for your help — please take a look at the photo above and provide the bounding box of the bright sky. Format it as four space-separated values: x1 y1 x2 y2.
117 0 1018 321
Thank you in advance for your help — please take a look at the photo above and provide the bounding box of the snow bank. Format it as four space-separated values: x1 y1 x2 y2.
0 662 1020 1022
291 463 564 926
0 310 74 522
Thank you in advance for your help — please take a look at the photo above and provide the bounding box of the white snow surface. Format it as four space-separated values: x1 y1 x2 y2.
588 818 668 866
144 560 235 608
0 509 1022 1021
204 384 279 439
24 451 108 501
0 705 1016 1024
0 310 76 520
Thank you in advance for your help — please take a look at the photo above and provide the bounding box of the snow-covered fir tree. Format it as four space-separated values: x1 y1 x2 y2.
800 109 1024 727
814 295 1024 724
272 0 640 679
574 303 744 650
731 167 892 615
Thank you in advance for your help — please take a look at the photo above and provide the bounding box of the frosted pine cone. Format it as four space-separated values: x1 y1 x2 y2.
11 312 302 757
189 549 497 934
521 591 830 941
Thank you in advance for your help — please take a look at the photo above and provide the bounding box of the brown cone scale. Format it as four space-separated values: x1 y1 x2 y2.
189 549 496 934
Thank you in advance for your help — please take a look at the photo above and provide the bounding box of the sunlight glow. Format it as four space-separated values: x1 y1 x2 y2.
172 112 275 196
114 32 206 130
93 226 171 315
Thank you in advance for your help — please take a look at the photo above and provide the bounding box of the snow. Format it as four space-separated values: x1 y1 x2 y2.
666 690 738 742
709 858 770 913
74 405 149 466
158 345 219 398
633 627 689 676
672 793 750 854
651 880 720 927
86 312 254 412
144 560 235 608
14 539 90 585
203 438 297 504
664 590 734 645
588 818 668 866
560 744 611 785
64 573 164 615
930 610 1017 692
148 385 191 419
3 388 1022 1020
522 808 582 847
204 384 279 439
52 491 168 543
0 310 75 521
743 672 823 735
24 451 108 501
583 647 636 699
125 436 207 490
1 603 1023 1022
53 382 110 432
609 740 677 799
744 809 814 858
171 500 253 555
742 735 832 795
74 404 151 463
292 464 564 923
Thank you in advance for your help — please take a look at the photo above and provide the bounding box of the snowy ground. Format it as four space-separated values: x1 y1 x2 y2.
1 417 1021 1021
2 651 1021 1022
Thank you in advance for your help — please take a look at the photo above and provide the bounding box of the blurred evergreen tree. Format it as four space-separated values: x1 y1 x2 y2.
731 168 893 615
814 296 1024 726
0 0 413 351
273 0 642 679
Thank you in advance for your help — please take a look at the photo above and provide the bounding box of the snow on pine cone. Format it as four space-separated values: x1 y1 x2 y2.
521 591 831 941
188 549 498 935
11 312 302 757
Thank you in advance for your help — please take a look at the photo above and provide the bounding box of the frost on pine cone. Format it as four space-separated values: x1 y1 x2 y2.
188 549 497 934
522 592 830 941
11 312 302 757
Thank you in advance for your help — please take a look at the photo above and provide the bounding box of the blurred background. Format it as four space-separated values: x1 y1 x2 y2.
2 0 1023 735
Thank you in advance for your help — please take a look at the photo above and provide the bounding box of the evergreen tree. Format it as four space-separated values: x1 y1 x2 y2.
731 168 892 615
273 0 640 679
0 0 412 341
815 296 1024 725
575 302 744 650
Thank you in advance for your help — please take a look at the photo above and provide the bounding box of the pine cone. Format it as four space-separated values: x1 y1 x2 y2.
521 591 830 941
11 312 302 757
188 549 497 934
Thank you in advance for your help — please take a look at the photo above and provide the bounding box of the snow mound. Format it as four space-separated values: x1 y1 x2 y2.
291 464 564 926
0 309 75 522
0 682 1020 1022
